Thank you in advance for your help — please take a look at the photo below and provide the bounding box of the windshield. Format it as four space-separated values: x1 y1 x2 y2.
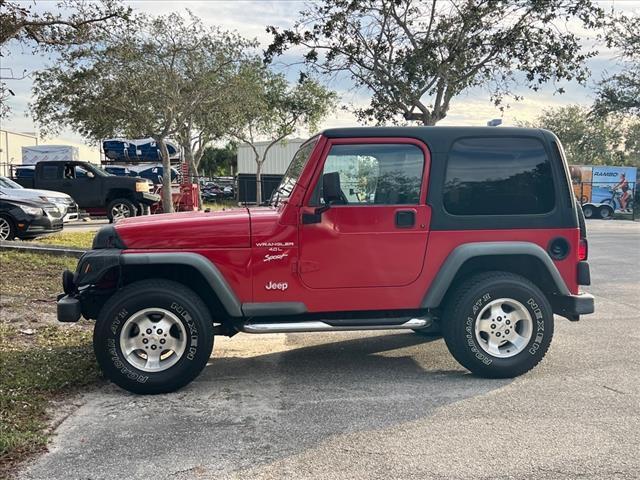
83 163 111 177
271 137 318 206
0 176 23 189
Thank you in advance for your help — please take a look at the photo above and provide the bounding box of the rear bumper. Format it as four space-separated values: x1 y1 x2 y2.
551 292 595 321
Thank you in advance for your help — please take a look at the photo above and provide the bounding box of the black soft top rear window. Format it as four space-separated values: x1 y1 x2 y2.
443 137 555 216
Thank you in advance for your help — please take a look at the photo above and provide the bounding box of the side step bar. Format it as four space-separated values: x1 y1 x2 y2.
239 317 430 334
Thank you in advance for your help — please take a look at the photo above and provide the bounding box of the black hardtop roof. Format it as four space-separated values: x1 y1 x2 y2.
321 126 553 152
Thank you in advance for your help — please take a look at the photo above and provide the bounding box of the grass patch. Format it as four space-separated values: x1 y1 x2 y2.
0 251 99 477
30 230 95 249
0 251 77 300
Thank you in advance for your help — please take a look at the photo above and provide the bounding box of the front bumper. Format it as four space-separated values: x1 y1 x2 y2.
552 292 595 321
62 202 79 222
135 191 161 205
57 294 82 322
18 215 63 238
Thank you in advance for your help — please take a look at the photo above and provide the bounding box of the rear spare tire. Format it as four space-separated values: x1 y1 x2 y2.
93 279 214 394
442 271 553 378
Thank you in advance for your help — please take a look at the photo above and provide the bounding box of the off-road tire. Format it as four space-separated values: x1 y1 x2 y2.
107 198 137 223
441 271 554 378
93 279 214 394
0 214 16 240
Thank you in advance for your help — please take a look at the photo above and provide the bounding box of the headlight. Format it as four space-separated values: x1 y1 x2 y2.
19 205 43 216
135 182 149 193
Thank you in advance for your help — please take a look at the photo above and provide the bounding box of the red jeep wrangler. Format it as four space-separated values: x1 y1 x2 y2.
58 127 594 394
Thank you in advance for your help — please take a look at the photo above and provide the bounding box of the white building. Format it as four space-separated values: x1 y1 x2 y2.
0 130 38 176
237 138 306 203
237 138 306 175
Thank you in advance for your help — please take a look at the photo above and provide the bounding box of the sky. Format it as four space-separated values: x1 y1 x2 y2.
1 0 639 149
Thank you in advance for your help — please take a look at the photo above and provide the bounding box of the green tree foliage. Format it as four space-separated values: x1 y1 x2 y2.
266 0 605 126
593 14 640 118
199 143 237 177
525 105 639 166
0 0 130 119
227 67 336 203
30 12 252 212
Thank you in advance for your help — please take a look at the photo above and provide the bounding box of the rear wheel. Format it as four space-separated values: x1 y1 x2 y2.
0 215 16 240
442 271 553 378
93 279 214 394
599 205 613 219
107 198 137 223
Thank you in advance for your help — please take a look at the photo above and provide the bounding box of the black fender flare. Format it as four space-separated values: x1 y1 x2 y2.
119 252 243 317
421 241 570 308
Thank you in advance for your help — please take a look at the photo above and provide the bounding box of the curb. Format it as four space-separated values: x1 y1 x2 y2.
0 240 87 258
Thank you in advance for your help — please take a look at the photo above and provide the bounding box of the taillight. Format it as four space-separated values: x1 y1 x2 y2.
578 238 588 261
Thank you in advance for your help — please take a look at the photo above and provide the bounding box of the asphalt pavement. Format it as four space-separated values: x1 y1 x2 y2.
18 220 640 480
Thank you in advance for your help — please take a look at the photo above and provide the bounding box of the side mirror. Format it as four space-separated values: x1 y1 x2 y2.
322 172 342 204
87 171 95 179
302 172 342 225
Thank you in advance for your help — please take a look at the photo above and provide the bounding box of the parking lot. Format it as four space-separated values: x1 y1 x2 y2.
16 220 640 480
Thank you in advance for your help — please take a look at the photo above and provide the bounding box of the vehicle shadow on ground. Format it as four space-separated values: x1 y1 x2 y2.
21 332 513 480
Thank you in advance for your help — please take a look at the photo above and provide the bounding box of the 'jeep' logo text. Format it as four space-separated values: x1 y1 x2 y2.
265 281 288 291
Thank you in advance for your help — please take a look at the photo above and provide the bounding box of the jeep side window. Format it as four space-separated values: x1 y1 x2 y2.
443 137 555 215
314 144 424 205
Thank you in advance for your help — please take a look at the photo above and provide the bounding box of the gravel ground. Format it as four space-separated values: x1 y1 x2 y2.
17 220 640 480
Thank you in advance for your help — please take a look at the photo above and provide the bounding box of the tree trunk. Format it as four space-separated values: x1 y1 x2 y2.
183 141 203 210
157 137 174 213
255 158 262 205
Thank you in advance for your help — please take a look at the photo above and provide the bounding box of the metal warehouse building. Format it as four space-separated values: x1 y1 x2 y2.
237 138 305 203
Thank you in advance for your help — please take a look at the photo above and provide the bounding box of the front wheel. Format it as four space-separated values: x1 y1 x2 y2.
93 279 214 394
107 198 137 223
442 272 553 378
0 215 16 240
582 205 595 218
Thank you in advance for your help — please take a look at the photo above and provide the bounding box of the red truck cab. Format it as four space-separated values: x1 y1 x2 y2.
58 127 593 394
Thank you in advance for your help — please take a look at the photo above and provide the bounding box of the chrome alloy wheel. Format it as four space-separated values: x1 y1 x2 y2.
0 217 11 240
119 308 187 372
111 202 133 221
474 298 533 358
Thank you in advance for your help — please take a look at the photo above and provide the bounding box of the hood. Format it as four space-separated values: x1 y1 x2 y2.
0 187 72 201
114 208 251 249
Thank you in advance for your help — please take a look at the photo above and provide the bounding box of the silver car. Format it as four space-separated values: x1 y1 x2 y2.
0 176 79 222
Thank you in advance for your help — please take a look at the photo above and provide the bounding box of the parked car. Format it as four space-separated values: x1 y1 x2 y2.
57 127 593 394
0 196 63 240
201 182 224 201
11 161 160 222
0 176 79 222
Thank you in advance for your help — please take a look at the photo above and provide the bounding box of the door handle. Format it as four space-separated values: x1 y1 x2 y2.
395 210 415 228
